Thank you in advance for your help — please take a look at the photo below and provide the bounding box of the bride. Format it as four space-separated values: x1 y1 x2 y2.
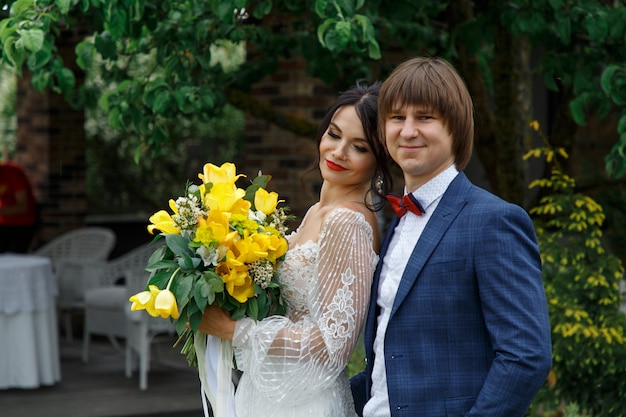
199 81 391 417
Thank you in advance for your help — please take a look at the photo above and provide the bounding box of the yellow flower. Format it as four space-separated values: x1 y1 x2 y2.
129 285 161 316
232 234 268 264
147 204 180 235
204 182 246 212
199 162 244 185
194 210 230 246
529 120 540 131
154 288 180 319
230 198 252 216
254 188 283 215
266 234 288 260
217 262 255 303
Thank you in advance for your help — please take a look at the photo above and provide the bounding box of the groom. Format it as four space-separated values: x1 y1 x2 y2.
350 57 552 417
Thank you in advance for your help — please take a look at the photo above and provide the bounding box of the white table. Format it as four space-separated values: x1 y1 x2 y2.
0 254 62 389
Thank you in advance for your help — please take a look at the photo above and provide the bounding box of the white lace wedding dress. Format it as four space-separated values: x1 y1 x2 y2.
230 208 377 417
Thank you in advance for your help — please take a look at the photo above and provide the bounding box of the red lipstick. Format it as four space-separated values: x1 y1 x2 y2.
325 160 347 171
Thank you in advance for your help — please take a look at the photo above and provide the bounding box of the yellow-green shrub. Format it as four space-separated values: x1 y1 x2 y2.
526 126 626 417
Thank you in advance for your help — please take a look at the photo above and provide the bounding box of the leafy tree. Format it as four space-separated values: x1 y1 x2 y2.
0 62 16 156
1 0 626 205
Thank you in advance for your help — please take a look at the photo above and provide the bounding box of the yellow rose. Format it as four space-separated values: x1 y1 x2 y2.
254 188 283 215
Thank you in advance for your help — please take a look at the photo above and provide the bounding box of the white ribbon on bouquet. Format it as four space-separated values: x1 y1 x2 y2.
196 332 236 417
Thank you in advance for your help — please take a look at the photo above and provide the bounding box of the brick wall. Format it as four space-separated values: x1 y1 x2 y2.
15 30 87 247
241 57 336 225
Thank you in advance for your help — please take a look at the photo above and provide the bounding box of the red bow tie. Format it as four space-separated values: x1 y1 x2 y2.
386 194 424 217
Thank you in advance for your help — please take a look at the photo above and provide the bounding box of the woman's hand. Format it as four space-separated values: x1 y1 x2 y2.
198 303 236 341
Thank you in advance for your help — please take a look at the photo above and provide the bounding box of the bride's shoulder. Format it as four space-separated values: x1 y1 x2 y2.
321 203 376 233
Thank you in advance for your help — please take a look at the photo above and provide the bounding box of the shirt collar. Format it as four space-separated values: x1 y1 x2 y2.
405 164 459 211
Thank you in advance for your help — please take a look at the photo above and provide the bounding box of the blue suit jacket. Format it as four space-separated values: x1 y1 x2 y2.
351 172 552 417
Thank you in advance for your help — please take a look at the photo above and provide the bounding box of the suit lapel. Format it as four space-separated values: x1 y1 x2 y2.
390 173 471 316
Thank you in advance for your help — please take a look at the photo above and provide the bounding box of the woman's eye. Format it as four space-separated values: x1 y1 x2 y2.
354 145 368 153
328 131 340 139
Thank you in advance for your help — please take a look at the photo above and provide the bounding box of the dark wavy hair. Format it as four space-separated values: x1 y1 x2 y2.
305 81 392 211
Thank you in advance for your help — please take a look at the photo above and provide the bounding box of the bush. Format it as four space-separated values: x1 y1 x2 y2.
525 124 626 417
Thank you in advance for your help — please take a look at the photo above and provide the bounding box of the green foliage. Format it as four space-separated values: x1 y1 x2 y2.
0 62 16 154
0 0 381 156
525 124 626 417
2 0 626 190
83 37 245 213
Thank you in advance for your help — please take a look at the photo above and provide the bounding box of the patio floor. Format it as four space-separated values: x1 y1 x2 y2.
0 334 204 417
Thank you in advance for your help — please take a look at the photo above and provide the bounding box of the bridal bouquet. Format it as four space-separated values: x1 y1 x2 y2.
129 162 290 367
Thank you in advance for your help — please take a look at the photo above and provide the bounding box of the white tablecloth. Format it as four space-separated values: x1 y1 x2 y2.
0 254 62 389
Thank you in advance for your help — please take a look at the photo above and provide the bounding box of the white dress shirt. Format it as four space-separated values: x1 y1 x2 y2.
363 165 458 417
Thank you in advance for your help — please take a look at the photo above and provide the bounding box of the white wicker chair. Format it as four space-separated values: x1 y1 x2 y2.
123 245 177 390
82 243 156 362
34 227 116 341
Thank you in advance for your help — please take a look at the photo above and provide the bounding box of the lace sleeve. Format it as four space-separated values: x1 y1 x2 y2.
231 208 377 403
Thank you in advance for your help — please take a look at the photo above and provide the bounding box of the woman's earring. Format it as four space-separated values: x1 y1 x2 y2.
375 175 384 193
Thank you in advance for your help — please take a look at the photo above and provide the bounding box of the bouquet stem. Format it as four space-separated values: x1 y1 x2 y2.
174 327 198 367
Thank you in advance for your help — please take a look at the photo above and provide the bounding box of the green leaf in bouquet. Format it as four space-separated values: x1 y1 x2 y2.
146 244 167 265
147 269 173 290
146 258 178 272
176 307 188 335
244 183 260 205
230 304 247 321
246 296 259 320
242 174 269 202
178 253 201 270
251 174 271 189
188 309 202 333
166 234 194 257
255 291 270 320
172 272 194 305
204 270 224 294
193 279 210 312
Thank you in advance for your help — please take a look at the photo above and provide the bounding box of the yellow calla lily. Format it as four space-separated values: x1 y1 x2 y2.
254 188 283 215
147 208 180 235
154 288 180 319
198 162 244 185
